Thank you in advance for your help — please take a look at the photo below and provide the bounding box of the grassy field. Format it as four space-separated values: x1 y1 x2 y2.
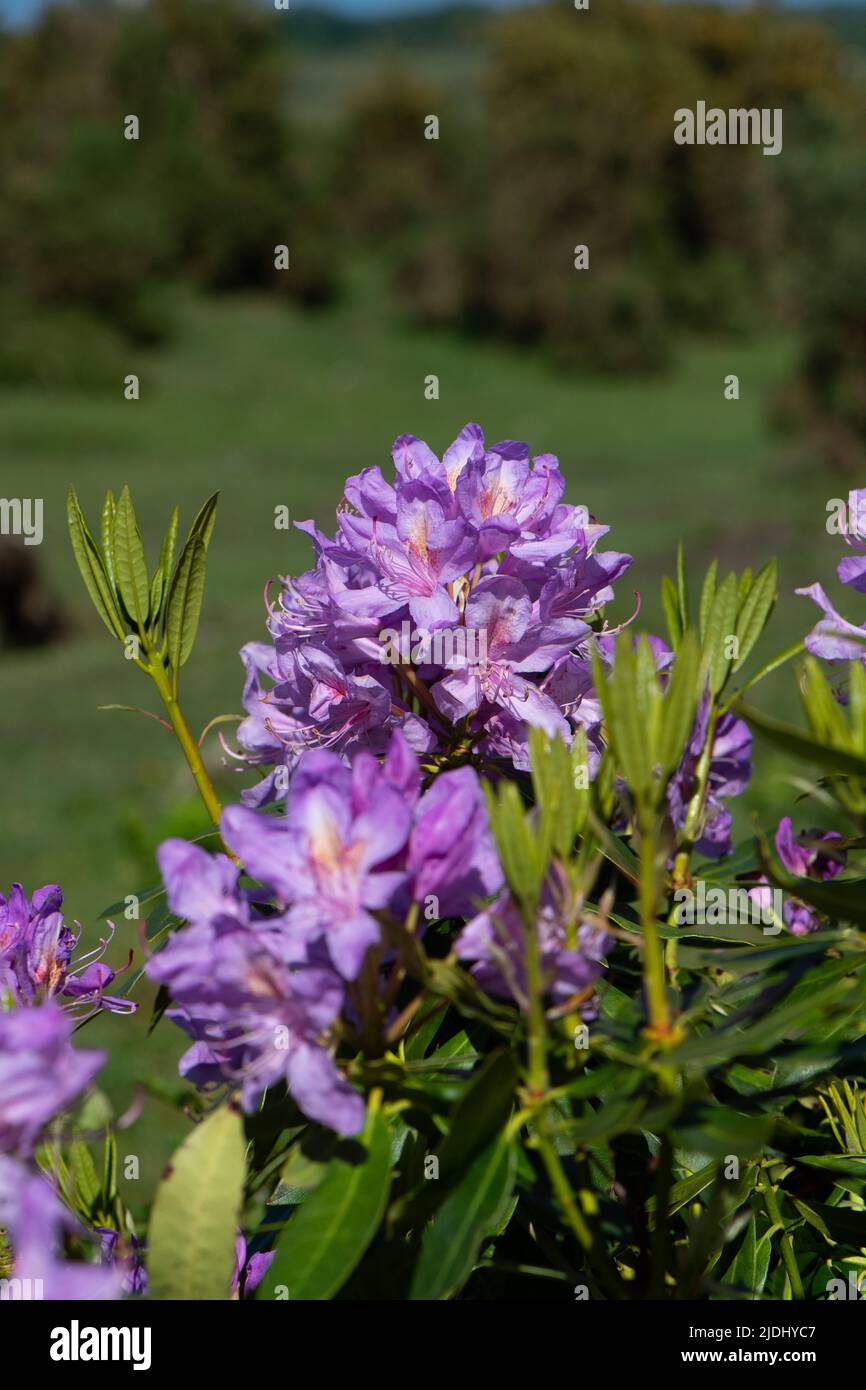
0 272 844 1196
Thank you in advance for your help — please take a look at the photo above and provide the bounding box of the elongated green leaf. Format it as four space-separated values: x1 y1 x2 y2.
650 1160 717 1221
802 656 852 749
167 534 207 676
433 1049 517 1191
796 1154 866 1178
69 1140 101 1218
67 487 126 640
113 485 151 633
723 1212 758 1294
100 490 116 587
149 505 180 628
703 570 738 695
662 574 682 648
677 541 689 629
733 559 777 672
148 1102 246 1300
187 491 220 551
699 558 718 644
258 1104 391 1300
659 629 700 778
594 641 651 799
737 701 866 780
410 1137 516 1300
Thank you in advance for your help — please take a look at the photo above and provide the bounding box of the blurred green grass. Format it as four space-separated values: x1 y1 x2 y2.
0 273 843 1190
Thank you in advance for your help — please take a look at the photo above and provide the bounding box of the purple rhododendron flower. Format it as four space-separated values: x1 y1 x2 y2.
233 423 631 792
231 1230 275 1298
667 688 752 859
97 1226 148 1296
150 731 502 1132
797 582 866 664
0 883 136 1017
0 1000 105 1156
748 817 846 936
0 1156 122 1300
834 489 866 593
797 493 866 662
222 730 502 979
148 840 366 1135
457 884 611 1015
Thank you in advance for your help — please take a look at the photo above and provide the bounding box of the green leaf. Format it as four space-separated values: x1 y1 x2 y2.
187 491 220 551
593 640 651 799
100 490 116 587
658 628 700 778
723 1212 758 1294
699 558 718 644
68 1140 101 1218
410 1137 516 1299
432 1050 517 1192
166 533 207 678
67 486 126 641
662 574 682 648
149 505 179 629
258 1103 392 1300
113 485 151 634
147 1101 246 1300
796 1155 866 1178
733 559 777 673
703 570 738 695
737 702 866 780
677 541 689 629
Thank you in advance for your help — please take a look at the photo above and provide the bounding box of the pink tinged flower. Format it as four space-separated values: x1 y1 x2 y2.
837 489 866 592
433 576 574 739
457 889 611 1013
407 766 504 917
0 1002 105 1156
797 582 866 662
223 748 411 979
0 1157 123 1301
371 483 476 630
0 883 134 1016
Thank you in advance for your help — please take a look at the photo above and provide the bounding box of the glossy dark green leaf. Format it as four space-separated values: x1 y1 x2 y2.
410 1137 516 1300
258 1104 391 1300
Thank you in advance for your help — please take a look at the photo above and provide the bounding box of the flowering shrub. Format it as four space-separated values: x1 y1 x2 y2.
2 445 866 1303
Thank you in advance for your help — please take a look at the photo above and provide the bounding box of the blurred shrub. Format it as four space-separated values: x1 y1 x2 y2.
0 0 337 386
775 137 866 474
335 0 855 373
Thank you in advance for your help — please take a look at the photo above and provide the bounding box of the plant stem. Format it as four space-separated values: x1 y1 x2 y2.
670 706 718 891
638 815 671 1037
147 655 224 828
761 1178 804 1300
537 1130 594 1251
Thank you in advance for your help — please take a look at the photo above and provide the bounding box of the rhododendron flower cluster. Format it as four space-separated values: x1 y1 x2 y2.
148 730 504 1134
0 989 126 1298
457 885 612 1016
748 817 847 936
50 442 866 1307
235 423 633 801
799 488 866 662
0 883 135 1016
